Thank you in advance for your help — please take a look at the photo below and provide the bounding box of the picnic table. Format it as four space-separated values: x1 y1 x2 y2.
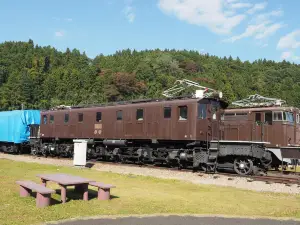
36 173 94 203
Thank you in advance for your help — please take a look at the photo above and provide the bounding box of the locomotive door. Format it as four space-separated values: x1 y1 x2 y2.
48 114 55 138
209 101 220 141
77 112 84 138
252 111 272 142
115 110 123 138
296 114 300 145
196 101 209 141
172 105 190 140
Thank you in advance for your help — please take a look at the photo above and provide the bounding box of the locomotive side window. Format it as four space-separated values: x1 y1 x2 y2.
78 113 83 122
273 112 283 121
43 115 47 124
96 112 102 122
198 104 206 119
136 109 144 120
265 112 272 125
64 113 69 123
179 106 188 120
297 114 300 124
50 115 54 124
164 107 171 119
117 110 123 120
255 113 261 122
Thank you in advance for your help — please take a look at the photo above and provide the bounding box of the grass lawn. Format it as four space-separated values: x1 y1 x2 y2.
0 159 300 225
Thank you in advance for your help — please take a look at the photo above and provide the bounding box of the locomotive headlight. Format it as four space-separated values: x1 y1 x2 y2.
219 92 223 99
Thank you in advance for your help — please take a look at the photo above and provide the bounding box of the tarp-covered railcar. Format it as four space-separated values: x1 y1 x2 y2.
0 110 40 144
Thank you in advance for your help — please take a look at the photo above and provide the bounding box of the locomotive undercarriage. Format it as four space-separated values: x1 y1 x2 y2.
0 142 31 154
28 138 272 175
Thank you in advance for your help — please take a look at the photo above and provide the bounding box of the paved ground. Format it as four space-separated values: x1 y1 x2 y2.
49 216 300 225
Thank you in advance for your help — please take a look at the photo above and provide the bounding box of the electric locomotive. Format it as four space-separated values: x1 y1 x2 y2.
31 89 271 175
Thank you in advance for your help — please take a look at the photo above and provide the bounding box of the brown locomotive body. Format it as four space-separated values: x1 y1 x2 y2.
222 106 300 168
31 96 271 175
40 98 220 142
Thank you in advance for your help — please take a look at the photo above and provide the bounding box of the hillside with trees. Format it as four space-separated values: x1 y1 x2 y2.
1 39 300 110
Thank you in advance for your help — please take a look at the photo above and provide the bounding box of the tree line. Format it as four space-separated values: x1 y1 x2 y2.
1 39 300 110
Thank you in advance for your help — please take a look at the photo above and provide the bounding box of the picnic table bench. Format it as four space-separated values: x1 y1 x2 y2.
89 181 116 200
16 180 55 208
36 173 95 203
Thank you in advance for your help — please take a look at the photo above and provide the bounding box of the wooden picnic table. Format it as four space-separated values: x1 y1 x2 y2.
36 173 94 203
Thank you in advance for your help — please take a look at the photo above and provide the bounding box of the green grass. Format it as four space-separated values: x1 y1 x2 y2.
0 159 300 225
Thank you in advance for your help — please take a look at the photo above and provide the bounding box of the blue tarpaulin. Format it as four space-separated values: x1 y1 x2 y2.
0 110 40 144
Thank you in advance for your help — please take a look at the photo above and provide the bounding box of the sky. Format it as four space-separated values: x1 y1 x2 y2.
0 0 300 63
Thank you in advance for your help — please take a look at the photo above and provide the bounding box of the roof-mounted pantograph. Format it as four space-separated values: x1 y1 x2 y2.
162 79 222 99
231 94 286 107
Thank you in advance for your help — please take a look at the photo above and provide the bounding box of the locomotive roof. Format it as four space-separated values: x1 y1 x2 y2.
43 95 228 112
224 105 300 113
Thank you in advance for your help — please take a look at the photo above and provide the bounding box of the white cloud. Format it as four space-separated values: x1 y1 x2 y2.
281 51 292 59
55 31 64 37
280 51 300 62
52 17 73 22
230 3 252 9
251 10 283 24
224 22 266 42
123 6 135 23
158 0 248 35
277 30 300 62
224 7 284 42
277 30 300 50
226 0 239 3
255 23 284 39
247 2 267 14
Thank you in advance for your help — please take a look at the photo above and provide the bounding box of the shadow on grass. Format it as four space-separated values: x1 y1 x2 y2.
52 188 119 204
27 187 119 206
85 163 95 168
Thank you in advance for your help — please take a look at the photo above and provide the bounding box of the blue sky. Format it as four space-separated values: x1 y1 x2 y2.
0 0 300 63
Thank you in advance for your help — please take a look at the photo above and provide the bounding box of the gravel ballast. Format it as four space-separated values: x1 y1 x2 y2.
1 153 299 194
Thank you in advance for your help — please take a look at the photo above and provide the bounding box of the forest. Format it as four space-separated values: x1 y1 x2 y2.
1 39 300 110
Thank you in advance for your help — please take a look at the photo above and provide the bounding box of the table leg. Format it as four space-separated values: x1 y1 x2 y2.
41 178 47 187
83 184 88 201
20 186 31 197
60 184 67 203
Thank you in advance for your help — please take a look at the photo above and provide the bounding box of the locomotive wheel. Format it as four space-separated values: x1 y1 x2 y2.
233 157 254 175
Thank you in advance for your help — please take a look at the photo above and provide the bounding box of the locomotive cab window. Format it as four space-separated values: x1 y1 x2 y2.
273 111 283 121
285 112 294 123
43 115 47 124
78 113 83 122
96 112 102 122
198 103 207 119
117 110 123 120
297 114 300 124
179 106 188 120
50 115 54 124
136 109 143 121
64 113 69 123
265 112 272 125
164 107 171 119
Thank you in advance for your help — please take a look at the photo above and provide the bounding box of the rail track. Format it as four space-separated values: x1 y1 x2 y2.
2 152 300 186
